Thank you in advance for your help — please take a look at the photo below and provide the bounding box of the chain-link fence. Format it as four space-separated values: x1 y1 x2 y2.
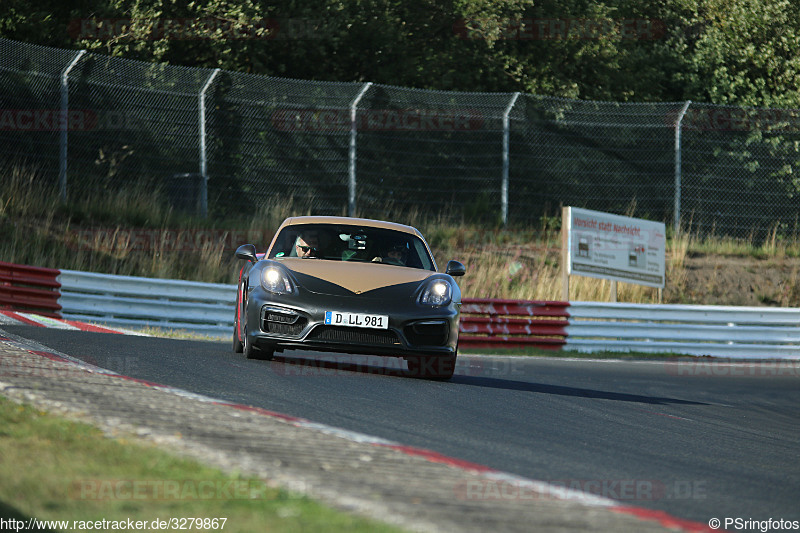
2 37 799 240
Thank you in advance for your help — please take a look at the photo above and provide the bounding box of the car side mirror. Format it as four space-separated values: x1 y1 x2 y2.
235 244 258 263
445 260 465 277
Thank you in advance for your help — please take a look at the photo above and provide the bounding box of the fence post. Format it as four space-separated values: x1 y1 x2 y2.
58 49 86 202
501 92 521 226
348 82 372 217
199 68 220 219
673 100 691 234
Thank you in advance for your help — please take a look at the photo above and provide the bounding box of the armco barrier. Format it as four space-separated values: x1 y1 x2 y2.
459 298 569 350
2 263 797 359
57 270 235 338
565 301 800 359
0 261 62 318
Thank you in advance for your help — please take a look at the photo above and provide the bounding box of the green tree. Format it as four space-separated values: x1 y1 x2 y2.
1 0 799 106
677 0 800 108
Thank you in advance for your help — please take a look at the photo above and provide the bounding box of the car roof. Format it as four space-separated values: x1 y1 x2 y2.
278 216 424 238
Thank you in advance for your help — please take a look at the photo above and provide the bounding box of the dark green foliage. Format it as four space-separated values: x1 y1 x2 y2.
1 0 798 108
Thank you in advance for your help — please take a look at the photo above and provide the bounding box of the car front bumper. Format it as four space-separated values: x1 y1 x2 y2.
244 288 460 358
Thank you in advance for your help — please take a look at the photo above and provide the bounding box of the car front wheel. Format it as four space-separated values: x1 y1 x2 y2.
243 326 275 361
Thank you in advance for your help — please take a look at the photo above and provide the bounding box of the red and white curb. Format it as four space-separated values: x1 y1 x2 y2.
0 328 715 533
0 310 147 336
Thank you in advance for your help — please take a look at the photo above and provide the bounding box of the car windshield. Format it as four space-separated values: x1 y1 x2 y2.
268 223 435 271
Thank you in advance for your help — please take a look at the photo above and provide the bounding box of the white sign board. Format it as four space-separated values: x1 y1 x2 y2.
564 207 666 288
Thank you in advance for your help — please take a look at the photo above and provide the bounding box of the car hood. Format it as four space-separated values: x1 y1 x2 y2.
278 258 436 296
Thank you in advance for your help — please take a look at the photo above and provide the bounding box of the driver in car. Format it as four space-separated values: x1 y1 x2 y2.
294 231 319 258
373 242 407 265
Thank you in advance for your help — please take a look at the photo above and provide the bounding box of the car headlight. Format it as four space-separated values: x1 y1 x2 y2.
261 267 293 295
419 279 452 306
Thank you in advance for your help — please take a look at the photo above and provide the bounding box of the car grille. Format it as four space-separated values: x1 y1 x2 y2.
261 308 307 336
307 326 401 346
404 320 449 346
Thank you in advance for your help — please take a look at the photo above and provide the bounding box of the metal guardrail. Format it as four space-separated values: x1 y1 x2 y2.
32 266 800 359
0 261 62 318
58 270 235 338
565 302 800 358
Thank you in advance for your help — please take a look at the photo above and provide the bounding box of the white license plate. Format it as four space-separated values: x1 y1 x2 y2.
324 311 388 329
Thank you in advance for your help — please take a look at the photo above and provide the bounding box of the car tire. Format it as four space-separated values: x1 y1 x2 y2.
233 325 244 353
243 326 275 361
406 353 456 380
234 285 245 353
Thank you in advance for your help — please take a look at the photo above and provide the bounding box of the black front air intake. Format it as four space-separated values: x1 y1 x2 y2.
307 325 401 346
261 307 307 336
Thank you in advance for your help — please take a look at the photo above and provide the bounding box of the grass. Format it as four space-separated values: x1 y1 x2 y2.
3 162 800 303
0 396 400 532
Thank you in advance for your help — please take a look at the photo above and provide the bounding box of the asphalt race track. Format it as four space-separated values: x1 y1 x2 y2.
5 326 800 526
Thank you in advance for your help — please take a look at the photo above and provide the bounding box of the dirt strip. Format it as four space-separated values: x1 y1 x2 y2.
0 331 684 533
